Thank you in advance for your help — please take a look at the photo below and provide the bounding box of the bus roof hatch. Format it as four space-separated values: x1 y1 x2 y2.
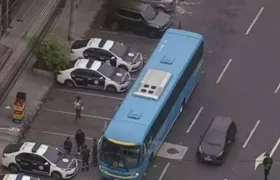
133 69 171 100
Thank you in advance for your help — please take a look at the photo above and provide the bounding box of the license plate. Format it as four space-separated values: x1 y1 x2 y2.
204 157 211 161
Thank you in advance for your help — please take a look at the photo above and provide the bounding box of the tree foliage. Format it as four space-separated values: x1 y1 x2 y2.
30 35 69 73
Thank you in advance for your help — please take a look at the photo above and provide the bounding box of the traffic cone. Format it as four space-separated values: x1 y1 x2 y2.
177 20 182 29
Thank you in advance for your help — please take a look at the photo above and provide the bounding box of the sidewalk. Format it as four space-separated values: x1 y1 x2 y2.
0 0 103 154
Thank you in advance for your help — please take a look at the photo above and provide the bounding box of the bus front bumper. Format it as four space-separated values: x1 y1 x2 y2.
99 165 139 180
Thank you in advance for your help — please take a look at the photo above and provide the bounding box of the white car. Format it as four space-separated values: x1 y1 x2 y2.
2 142 78 180
70 38 143 72
56 59 131 92
0 174 40 180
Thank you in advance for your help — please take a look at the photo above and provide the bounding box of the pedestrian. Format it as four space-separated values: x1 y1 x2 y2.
74 96 83 122
75 129 85 155
263 153 273 180
91 139 98 166
63 137 72 155
81 145 90 172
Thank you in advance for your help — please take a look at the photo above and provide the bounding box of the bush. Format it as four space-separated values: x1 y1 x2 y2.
30 35 69 74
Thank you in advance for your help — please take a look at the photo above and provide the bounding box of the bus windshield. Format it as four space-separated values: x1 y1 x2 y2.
99 138 141 169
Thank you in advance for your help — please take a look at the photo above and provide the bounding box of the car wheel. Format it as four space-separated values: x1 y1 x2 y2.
8 163 19 173
106 85 117 92
118 65 129 72
148 30 158 38
110 22 119 31
51 171 62 180
64 80 75 88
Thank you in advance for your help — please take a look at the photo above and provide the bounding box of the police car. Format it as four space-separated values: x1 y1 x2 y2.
0 174 40 180
70 38 143 72
2 142 78 180
56 59 131 92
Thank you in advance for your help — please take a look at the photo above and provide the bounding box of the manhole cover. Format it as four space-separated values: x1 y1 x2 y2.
167 148 179 154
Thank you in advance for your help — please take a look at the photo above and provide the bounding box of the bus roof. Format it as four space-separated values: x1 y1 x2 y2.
104 29 203 145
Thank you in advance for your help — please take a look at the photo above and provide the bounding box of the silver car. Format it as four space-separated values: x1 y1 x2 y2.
137 0 178 12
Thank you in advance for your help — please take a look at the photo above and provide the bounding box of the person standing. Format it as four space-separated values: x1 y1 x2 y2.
75 129 85 155
63 137 72 155
81 145 90 172
74 96 83 122
263 153 273 180
91 139 98 166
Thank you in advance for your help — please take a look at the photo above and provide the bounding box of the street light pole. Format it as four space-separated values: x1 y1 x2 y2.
67 0 76 41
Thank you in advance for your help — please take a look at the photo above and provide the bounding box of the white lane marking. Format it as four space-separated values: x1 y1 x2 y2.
274 82 280 94
270 137 280 157
242 120 260 148
216 59 232 84
30 129 93 140
245 7 264 35
42 108 111 120
186 106 204 133
158 162 170 180
0 0 55 82
56 88 123 100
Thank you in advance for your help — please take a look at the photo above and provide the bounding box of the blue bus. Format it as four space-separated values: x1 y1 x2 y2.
98 28 204 180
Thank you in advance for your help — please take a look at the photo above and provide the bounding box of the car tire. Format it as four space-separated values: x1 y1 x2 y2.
110 22 119 31
118 65 129 72
51 171 62 180
106 85 117 93
8 163 20 173
64 80 75 88
148 30 158 38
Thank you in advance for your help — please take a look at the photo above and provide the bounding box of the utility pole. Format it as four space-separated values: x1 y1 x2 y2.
1 0 9 37
67 0 76 41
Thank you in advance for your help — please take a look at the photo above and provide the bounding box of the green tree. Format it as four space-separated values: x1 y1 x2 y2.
30 35 69 74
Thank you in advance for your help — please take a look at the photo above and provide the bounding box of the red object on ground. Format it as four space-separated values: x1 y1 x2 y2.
177 20 182 29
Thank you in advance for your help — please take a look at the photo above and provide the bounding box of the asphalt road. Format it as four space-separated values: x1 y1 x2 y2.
23 0 280 180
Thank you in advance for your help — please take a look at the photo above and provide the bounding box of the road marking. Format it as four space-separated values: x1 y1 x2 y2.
0 0 56 83
42 108 111 120
186 106 204 133
30 129 93 140
270 137 280 157
242 120 260 148
245 7 264 35
157 142 188 160
158 162 170 180
216 59 232 84
56 88 123 100
274 82 280 94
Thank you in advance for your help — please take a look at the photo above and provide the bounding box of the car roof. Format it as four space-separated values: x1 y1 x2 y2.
110 0 149 12
88 38 115 51
20 142 49 156
74 59 101 71
209 116 233 133
3 174 32 180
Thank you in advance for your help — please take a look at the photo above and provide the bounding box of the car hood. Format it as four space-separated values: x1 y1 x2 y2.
110 68 128 83
55 155 77 169
161 0 173 3
122 47 141 62
201 142 223 156
148 12 171 28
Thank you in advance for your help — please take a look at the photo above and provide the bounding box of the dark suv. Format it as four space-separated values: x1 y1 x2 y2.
105 0 172 38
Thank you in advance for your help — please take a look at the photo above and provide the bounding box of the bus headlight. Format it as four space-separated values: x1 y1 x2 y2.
132 173 139 177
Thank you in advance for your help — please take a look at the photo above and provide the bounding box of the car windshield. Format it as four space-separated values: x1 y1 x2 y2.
143 5 157 21
43 147 63 163
98 63 116 78
110 42 128 57
99 138 141 169
204 131 224 147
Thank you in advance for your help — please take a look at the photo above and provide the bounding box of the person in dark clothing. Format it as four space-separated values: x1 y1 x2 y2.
91 139 98 166
263 153 273 180
82 145 90 171
74 96 83 122
75 129 85 155
63 137 72 154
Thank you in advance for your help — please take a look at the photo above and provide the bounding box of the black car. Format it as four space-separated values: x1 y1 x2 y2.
105 0 172 38
196 116 237 164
